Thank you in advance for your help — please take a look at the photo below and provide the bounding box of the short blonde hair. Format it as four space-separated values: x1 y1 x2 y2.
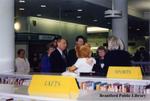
107 36 124 50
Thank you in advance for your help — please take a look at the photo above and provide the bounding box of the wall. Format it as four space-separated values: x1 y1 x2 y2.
15 17 29 33
15 17 148 55
15 17 87 49
87 33 108 53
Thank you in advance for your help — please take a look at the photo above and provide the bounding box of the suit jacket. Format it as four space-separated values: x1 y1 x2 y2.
104 50 131 67
50 49 68 73
68 48 77 66
92 58 108 77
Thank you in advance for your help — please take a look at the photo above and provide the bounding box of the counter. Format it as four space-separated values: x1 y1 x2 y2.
0 73 150 101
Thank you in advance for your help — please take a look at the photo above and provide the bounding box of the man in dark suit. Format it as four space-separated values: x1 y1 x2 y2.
50 38 68 73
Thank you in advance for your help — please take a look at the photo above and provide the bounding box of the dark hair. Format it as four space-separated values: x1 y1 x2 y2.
46 43 55 51
17 49 25 55
139 47 145 51
75 35 87 43
52 36 62 41
57 37 64 43
96 46 107 55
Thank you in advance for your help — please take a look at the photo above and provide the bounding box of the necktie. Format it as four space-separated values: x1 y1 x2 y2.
62 53 67 64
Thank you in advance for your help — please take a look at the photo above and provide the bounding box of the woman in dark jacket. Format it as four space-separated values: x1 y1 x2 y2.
93 46 107 76
104 36 132 75
40 43 55 73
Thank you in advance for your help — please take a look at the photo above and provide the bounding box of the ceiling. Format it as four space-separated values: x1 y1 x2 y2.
15 0 149 38
15 0 111 28
128 0 150 12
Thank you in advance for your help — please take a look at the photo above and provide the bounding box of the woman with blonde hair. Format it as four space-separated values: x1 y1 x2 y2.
107 36 125 51
104 36 131 72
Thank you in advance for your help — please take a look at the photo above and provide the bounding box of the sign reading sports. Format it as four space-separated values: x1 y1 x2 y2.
107 66 142 80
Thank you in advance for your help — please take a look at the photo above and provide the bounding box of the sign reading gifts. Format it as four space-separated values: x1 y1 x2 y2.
107 66 143 80
28 75 79 99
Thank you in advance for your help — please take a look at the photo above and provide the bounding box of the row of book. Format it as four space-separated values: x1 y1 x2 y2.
79 81 150 94
0 77 30 86
0 97 31 101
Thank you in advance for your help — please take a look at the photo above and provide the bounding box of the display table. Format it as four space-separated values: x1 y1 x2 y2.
0 84 76 101
0 73 150 101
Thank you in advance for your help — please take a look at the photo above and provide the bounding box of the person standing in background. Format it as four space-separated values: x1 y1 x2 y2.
104 36 131 69
50 38 68 73
133 47 149 61
68 35 87 66
93 46 107 76
40 43 55 73
15 49 30 74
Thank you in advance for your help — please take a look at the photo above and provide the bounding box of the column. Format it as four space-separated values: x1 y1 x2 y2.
112 0 128 50
148 19 150 54
0 0 14 73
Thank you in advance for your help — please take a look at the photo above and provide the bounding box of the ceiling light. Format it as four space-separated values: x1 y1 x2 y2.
144 36 150 40
14 22 21 31
87 26 109 33
136 28 140 31
93 19 98 22
77 9 83 12
41 5 46 8
19 0 25 3
76 16 81 19
19 8 25 11
37 14 42 17
91 47 98 50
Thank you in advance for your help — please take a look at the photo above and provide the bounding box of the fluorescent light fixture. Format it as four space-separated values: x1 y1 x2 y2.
87 26 109 33
76 16 81 19
144 36 150 40
14 22 21 31
77 9 83 12
19 0 25 3
19 8 25 11
91 47 98 50
41 5 46 8
37 14 42 17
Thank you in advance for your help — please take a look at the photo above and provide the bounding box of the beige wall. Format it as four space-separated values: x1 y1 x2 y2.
15 17 29 33
87 34 108 53
15 17 87 49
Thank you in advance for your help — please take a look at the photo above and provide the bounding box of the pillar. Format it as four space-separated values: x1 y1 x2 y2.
112 0 128 50
148 19 150 55
0 0 14 73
